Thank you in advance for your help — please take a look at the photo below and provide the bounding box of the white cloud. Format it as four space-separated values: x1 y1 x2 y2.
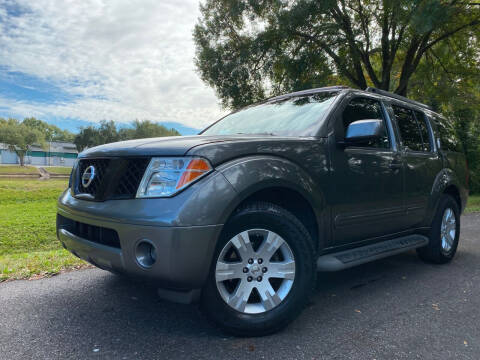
0 0 226 129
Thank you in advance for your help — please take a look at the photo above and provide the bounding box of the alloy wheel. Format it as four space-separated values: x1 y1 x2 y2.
215 229 296 314
440 207 456 253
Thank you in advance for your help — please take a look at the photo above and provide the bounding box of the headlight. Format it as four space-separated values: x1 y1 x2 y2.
136 157 213 198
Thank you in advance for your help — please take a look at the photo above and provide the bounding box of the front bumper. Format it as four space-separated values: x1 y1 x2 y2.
57 205 222 290
56 170 237 290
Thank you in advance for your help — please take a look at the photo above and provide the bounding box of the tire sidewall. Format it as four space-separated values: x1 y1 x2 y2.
429 195 460 262
201 203 315 335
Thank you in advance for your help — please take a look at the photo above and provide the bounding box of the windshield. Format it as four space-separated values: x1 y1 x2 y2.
202 91 339 136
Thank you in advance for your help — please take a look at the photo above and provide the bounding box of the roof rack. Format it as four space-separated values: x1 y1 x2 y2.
365 87 432 110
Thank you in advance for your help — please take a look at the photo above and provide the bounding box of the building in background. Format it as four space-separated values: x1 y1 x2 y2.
0 141 78 167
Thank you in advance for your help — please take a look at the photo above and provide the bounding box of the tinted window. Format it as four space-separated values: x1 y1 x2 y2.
202 92 338 136
342 98 389 148
433 115 461 152
414 110 431 151
392 106 423 151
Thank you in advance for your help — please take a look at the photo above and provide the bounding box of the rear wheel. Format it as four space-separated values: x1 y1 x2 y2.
201 202 316 336
417 194 460 264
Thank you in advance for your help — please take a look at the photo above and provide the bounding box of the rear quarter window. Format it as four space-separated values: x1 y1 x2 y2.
432 115 462 153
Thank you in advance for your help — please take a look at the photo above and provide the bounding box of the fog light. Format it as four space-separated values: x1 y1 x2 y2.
135 240 157 269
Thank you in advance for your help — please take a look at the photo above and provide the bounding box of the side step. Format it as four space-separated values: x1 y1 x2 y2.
316 235 429 272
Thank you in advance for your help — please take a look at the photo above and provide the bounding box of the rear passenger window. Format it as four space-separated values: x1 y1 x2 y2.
392 106 423 151
342 97 390 148
413 111 431 152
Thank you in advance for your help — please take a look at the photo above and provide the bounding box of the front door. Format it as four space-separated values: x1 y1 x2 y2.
329 95 405 246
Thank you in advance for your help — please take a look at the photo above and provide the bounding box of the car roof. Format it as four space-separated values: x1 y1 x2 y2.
268 86 441 118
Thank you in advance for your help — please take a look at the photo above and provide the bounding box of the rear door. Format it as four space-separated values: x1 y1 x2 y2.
390 105 442 227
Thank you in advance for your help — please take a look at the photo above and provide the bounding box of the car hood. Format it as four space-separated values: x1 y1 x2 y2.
79 135 283 159
80 134 324 168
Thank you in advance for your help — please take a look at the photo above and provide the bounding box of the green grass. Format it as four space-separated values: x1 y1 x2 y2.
0 249 89 281
0 178 86 281
0 165 39 175
466 195 480 213
45 166 72 175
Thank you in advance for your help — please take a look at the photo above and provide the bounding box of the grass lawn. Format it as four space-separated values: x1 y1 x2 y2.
466 195 480 213
45 166 72 175
0 165 39 175
0 178 87 281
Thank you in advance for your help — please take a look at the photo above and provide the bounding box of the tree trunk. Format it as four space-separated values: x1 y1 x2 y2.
15 150 25 166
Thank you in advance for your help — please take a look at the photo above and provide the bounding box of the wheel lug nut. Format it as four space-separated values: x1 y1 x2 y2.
262 267 267 273
257 276 262 282
258 258 263 264
243 267 248 273
247 276 253 282
248 258 254 264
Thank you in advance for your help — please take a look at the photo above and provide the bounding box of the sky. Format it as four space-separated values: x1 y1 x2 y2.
0 0 226 135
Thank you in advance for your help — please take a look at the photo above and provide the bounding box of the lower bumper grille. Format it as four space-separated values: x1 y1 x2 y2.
57 214 121 249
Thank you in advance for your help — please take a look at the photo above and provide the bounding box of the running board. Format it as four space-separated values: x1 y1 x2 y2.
316 235 429 272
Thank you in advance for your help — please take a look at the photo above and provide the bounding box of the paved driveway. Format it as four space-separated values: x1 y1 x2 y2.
1 213 480 360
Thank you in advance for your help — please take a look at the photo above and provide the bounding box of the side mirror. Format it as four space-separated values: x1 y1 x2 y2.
341 119 384 146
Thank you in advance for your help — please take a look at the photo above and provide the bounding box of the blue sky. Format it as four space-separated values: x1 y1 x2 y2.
0 0 226 135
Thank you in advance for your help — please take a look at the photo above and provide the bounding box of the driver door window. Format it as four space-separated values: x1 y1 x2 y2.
342 98 390 148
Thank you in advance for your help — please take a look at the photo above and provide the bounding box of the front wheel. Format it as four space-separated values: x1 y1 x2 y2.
417 194 460 264
201 202 316 336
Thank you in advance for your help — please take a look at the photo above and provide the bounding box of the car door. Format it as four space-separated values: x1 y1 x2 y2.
390 105 443 228
329 95 405 246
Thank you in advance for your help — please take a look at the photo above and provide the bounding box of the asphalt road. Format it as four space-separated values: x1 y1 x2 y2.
1 214 480 360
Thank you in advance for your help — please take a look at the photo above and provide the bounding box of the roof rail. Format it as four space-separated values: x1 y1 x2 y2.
269 86 349 101
365 87 432 110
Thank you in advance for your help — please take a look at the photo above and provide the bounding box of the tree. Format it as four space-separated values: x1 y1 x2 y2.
410 25 480 192
22 117 75 142
74 120 120 152
74 120 180 152
194 0 480 108
119 120 180 140
73 126 101 152
0 118 46 166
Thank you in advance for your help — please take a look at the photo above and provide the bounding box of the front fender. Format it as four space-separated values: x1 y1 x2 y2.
217 155 327 236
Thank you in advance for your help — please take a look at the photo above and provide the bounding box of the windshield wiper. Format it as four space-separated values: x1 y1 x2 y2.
234 132 276 136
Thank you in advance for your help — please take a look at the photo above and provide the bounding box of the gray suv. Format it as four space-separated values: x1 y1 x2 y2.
57 86 468 336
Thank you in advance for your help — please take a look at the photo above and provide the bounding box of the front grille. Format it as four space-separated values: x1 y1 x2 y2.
114 158 151 198
74 157 150 201
57 214 121 248
77 159 110 196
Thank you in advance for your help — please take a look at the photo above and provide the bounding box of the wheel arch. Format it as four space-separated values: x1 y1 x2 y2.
217 156 328 253
443 184 461 210
427 168 464 226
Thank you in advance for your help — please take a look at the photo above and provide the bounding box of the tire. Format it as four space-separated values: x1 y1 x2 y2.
201 201 316 336
417 194 460 264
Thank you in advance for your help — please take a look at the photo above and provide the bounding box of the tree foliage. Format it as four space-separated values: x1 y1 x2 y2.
411 25 480 192
0 118 46 166
74 120 180 152
194 0 480 109
22 117 75 142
